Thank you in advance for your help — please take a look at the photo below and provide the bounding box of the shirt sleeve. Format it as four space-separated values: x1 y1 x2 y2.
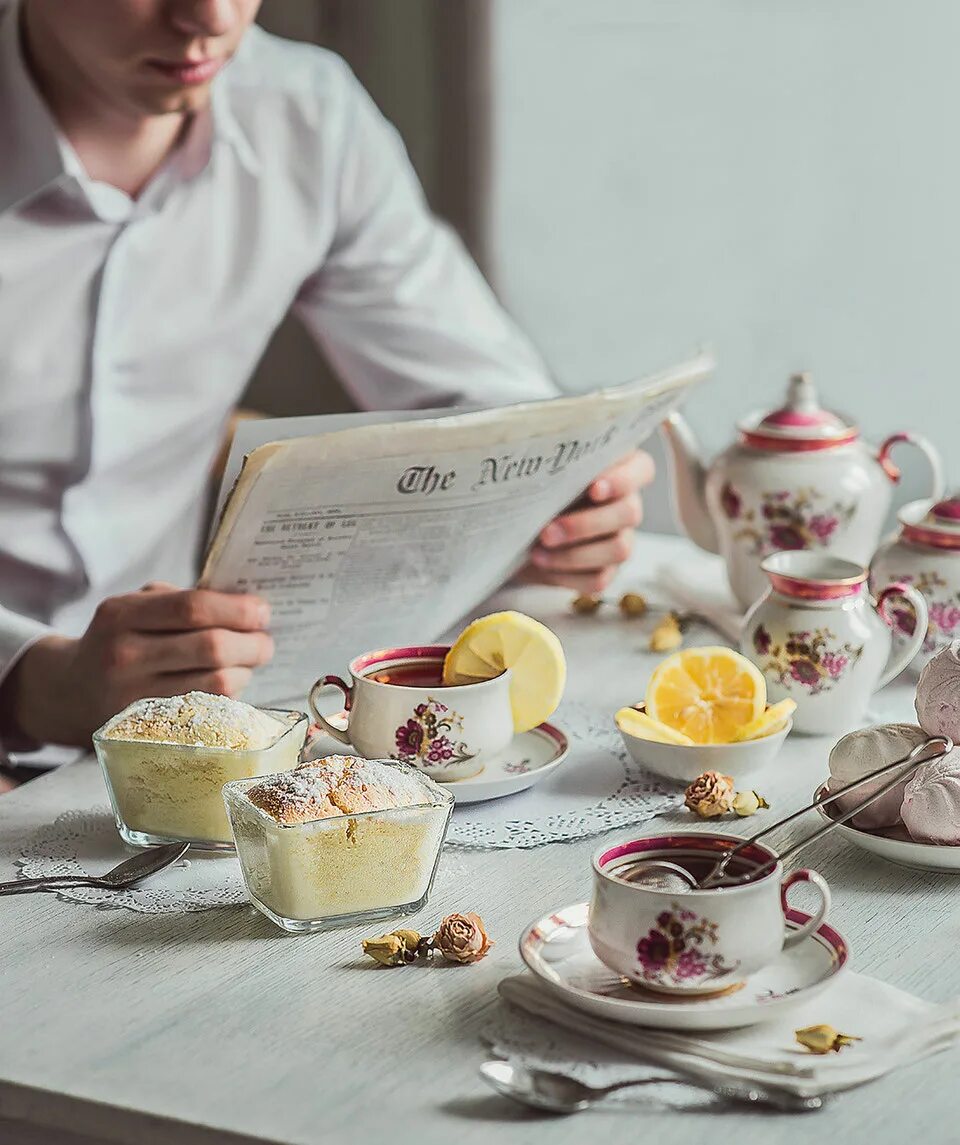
0 607 54 756
293 72 561 411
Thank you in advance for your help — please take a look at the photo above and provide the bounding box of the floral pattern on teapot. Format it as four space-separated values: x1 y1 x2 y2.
751 625 864 696
888 571 960 653
720 484 857 558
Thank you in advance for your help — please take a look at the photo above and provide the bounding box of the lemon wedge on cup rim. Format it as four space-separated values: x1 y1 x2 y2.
442 611 566 733
645 646 766 745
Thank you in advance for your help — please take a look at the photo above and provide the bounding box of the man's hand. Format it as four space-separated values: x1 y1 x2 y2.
0 583 274 747
519 451 655 594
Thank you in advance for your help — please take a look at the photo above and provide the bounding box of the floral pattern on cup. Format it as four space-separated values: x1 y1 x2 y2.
722 484 857 557
751 626 864 696
886 571 960 652
393 699 475 769
635 903 738 987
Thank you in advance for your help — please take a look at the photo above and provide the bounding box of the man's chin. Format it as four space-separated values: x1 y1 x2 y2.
129 84 214 116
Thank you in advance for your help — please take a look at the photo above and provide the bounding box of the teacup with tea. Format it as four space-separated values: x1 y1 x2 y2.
309 645 513 781
589 832 831 995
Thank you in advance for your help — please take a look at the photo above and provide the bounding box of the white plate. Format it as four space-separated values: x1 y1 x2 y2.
814 782 960 872
305 718 568 804
519 902 849 1031
443 722 569 803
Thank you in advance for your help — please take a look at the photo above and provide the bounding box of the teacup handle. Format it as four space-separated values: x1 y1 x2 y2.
875 582 929 689
781 869 831 947
308 676 353 746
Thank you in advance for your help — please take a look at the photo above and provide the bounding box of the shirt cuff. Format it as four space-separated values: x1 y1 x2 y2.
0 610 55 759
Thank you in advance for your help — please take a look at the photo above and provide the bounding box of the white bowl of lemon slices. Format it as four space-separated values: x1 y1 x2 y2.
615 646 794 784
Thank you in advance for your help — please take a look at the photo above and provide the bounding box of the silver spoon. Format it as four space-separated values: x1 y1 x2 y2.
480 1060 824 1114
0 841 190 897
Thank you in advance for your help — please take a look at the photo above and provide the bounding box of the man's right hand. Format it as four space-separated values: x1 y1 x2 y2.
1 583 274 747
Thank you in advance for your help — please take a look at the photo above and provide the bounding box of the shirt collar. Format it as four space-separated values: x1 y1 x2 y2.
0 2 260 216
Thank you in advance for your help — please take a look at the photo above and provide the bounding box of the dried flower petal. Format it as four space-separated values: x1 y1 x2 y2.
361 929 423 967
684 770 735 818
650 613 683 652
795 1024 862 1054
732 790 770 817
572 594 604 614
618 592 648 618
433 912 493 964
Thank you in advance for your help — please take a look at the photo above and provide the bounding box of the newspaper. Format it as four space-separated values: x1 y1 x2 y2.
200 354 713 705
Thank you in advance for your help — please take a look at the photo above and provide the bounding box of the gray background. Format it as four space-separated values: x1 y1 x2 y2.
251 0 958 533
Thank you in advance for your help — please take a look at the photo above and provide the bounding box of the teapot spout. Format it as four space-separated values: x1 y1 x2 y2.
660 413 720 554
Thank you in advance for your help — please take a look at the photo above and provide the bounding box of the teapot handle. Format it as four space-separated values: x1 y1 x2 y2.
877 432 945 500
875 583 929 690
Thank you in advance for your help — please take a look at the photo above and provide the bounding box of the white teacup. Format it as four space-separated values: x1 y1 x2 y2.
309 645 513 782
589 832 831 995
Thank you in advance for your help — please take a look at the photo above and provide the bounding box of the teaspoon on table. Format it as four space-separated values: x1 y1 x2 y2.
479 1060 824 1115
0 841 189 897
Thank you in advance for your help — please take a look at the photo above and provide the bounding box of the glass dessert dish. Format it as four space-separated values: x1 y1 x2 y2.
94 699 309 851
223 756 454 933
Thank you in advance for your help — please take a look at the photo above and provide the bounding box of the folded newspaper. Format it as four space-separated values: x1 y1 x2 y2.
201 354 713 705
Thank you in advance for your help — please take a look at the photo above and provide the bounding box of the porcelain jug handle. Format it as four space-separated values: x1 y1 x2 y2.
877 432 945 500
875 583 929 690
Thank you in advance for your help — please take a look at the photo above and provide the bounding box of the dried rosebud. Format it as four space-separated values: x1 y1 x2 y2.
650 613 683 652
572 594 603 615
684 770 735 818
433 912 493 964
732 790 770 817
361 929 423 967
618 592 648 618
795 1024 861 1054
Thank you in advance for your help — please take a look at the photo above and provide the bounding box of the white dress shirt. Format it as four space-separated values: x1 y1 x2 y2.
0 3 557 724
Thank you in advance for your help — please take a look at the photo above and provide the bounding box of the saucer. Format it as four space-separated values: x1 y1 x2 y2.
814 782 960 872
519 902 849 1031
305 718 568 804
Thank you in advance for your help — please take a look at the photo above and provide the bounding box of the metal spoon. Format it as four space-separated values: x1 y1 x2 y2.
479 1060 824 1114
0 841 190 897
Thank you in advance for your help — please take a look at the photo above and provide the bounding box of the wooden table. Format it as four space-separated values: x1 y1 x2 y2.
0 534 955 1145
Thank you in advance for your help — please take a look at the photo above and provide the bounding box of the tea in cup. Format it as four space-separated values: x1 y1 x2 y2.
308 645 513 781
589 832 831 995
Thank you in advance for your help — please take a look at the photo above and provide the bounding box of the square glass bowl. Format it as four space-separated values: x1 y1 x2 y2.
222 764 454 933
93 708 309 851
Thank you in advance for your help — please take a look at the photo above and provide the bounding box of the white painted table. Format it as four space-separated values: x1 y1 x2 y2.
0 534 954 1145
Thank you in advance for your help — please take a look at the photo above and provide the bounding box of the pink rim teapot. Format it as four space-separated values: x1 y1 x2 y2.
870 493 960 667
661 372 944 609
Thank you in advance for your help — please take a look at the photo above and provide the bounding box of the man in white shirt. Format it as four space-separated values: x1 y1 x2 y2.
0 0 653 781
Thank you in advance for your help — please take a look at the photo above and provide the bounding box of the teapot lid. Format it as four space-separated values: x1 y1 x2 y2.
899 494 960 550
739 373 858 451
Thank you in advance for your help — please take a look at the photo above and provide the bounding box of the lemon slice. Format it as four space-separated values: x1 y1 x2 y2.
443 611 565 732
615 707 695 746
645 646 766 745
732 699 797 742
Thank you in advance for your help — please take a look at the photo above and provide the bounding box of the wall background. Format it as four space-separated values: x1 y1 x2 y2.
250 0 959 532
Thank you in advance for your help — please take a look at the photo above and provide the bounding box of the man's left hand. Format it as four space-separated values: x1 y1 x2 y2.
519 451 655 594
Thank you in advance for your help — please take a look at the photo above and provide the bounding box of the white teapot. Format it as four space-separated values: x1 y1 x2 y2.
661 373 944 609
870 493 960 667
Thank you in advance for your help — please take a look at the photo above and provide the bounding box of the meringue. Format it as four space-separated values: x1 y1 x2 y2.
915 640 960 744
827 723 928 829
901 750 960 844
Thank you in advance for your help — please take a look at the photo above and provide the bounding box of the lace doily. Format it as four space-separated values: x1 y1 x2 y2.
17 808 248 913
446 700 681 849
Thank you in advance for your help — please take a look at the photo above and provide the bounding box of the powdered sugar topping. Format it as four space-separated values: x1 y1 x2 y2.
103 692 286 750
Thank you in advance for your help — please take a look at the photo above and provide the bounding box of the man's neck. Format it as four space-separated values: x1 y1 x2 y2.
20 4 186 198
